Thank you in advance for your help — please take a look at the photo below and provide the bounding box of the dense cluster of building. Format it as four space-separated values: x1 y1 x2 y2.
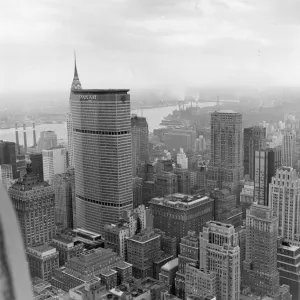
2 59 300 300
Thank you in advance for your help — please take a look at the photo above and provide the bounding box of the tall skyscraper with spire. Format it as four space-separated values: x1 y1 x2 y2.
67 54 82 168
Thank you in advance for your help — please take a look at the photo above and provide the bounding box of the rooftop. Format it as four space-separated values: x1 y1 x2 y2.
215 110 238 114
129 229 160 243
114 261 133 270
161 258 178 271
28 244 56 254
73 89 129 94
99 269 118 277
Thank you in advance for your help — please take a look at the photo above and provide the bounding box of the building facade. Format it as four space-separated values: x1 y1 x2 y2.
254 147 282 206
154 172 178 197
199 221 240 300
240 181 254 219
0 164 13 191
8 164 55 247
38 131 58 152
208 111 243 194
0 140 17 179
282 130 296 168
52 169 75 230
243 204 280 297
42 147 67 184
131 115 149 177
269 167 300 244
150 193 214 245
29 153 43 179
71 89 133 234
243 126 266 180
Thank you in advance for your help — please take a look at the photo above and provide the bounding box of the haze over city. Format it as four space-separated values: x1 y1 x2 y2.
2 0 300 99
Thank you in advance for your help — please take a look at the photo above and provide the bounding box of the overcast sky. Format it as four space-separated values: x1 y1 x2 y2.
1 0 300 94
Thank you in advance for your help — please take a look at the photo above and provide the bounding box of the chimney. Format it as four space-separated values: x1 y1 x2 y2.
15 123 20 155
33 122 37 147
23 124 27 153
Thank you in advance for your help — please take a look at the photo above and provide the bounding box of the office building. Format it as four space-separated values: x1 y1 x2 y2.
254 146 282 206
126 229 161 279
269 167 300 244
240 181 254 219
50 233 84 266
154 229 178 258
174 168 190 194
277 240 300 300
164 129 197 152
150 193 214 245
52 169 75 230
0 164 13 190
175 231 199 299
69 279 107 300
244 126 266 180
133 176 143 208
27 244 59 281
0 140 17 179
104 222 130 259
8 164 55 247
243 204 280 297
199 221 240 300
42 147 67 184
71 89 133 234
282 130 296 167
154 172 178 197
29 153 43 179
38 131 58 152
189 167 207 194
177 148 188 169
16 154 27 178
208 111 243 194
67 56 82 168
236 225 246 282
185 263 216 300
194 135 206 152
131 115 149 176
159 258 178 294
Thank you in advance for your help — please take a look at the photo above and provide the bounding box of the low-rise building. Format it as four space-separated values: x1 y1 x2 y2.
159 258 178 294
27 244 59 281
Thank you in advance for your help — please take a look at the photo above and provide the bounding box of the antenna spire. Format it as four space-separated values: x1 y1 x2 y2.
71 51 82 91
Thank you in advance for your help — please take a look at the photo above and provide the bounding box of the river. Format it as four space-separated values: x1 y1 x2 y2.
0 103 215 147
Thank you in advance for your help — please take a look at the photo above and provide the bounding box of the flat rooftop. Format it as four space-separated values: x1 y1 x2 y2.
215 110 238 114
28 244 56 253
73 89 129 94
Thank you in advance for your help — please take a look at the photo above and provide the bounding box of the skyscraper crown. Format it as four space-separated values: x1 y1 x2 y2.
71 52 82 91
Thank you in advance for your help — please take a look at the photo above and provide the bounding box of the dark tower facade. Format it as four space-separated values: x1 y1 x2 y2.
244 126 266 180
0 140 18 179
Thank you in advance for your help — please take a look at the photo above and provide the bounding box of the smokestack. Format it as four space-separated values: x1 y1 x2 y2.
33 122 37 147
23 124 27 154
15 123 20 155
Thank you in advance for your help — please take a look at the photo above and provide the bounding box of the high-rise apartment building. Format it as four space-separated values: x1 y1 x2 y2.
254 146 282 206
243 203 280 297
52 169 75 230
269 167 300 244
131 115 149 176
8 164 55 247
29 153 43 179
0 140 17 179
282 130 296 167
208 111 243 194
150 193 214 245
71 89 133 234
244 126 266 180
42 147 67 184
199 221 240 300
67 57 82 168
37 131 58 152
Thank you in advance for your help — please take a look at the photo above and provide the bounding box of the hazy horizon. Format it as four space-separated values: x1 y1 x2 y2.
1 0 300 95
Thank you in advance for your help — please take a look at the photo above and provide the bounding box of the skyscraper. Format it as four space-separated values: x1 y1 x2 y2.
269 167 300 244
254 147 282 206
243 203 280 297
8 164 55 247
0 140 17 179
37 131 58 152
131 115 149 176
29 153 43 179
243 126 266 180
67 55 82 168
208 110 243 194
282 130 296 167
42 147 67 184
71 89 133 234
199 221 240 300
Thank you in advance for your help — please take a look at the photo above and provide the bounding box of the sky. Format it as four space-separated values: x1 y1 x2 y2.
1 0 300 94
